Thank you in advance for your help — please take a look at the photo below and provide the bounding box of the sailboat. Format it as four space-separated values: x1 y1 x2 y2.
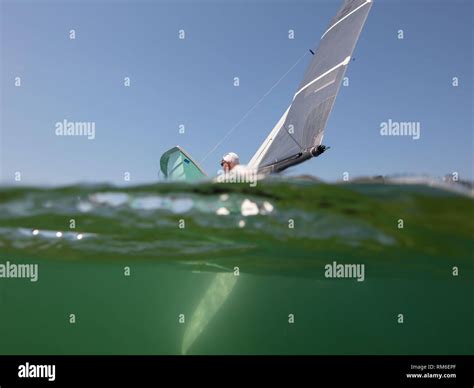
161 0 372 181
168 0 374 354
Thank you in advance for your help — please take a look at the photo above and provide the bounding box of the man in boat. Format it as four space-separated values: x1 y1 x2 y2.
219 152 257 186
220 152 242 173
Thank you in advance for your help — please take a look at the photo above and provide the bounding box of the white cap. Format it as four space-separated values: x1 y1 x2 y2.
222 152 240 164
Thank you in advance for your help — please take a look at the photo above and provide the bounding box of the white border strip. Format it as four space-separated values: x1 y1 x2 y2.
321 0 372 40
293 56 350 100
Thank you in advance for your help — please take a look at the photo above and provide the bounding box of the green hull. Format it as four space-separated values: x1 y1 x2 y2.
160 146 207 181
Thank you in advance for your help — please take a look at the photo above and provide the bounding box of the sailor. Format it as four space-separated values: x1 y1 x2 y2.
220 152 241 173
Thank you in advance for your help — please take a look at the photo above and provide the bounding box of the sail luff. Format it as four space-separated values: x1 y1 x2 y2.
247 106 290 168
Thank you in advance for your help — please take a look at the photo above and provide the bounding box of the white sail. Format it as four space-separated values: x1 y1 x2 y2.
247 106 290 169
249 0 373 172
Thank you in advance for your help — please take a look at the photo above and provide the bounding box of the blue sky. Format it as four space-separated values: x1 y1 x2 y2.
1 0 472 185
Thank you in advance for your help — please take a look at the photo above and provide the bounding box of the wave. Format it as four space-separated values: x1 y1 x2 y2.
0 180 472 279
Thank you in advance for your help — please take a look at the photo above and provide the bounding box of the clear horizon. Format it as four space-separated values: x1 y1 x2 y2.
1 0 472 185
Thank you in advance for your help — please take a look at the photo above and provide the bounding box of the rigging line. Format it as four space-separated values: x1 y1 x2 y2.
200 51 309 162
285 126 304 151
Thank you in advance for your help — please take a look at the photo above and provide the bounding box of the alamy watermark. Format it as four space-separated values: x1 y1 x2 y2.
55 119 95 140
18 362 55 382
215 169 258 187
324 261 365 282
380 119 420 140
0 261 38 282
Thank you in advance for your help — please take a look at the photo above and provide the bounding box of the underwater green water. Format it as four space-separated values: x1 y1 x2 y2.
0 181 472 354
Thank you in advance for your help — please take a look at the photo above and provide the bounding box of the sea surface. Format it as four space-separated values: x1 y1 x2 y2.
0 180 472 354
